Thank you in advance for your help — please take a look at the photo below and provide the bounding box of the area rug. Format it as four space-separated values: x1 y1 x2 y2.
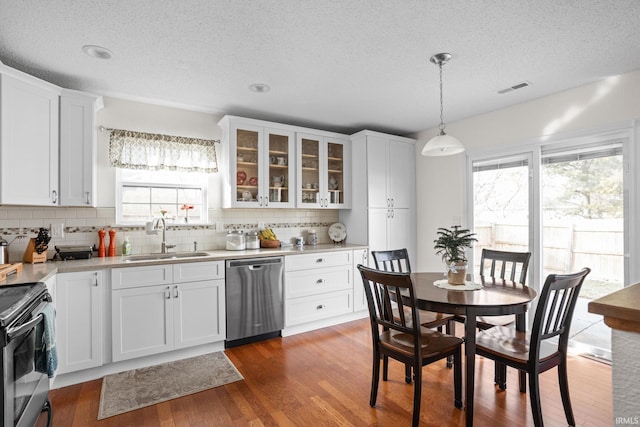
98 352 243 419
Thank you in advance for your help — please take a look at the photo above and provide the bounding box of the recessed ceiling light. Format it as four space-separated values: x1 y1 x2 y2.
248 83 271 93
82 45 113 59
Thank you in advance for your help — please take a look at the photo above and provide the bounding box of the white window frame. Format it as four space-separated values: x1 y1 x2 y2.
465 120 637 290
115 168 209 226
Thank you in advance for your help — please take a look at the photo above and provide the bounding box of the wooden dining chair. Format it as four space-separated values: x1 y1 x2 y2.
475 267 591 427
358 265 463 427
371 248 457 376
466 248 532 389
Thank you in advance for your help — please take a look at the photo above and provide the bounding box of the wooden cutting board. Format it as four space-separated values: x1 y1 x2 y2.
0 263 23 281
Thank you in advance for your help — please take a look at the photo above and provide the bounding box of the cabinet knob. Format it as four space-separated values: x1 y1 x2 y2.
316 278 325 285
316 304 326 310
316 258 325 263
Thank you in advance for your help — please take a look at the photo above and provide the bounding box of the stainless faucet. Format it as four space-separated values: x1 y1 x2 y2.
153 216 176 253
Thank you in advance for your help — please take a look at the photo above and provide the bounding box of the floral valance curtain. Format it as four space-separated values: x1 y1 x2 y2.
109 129 219 173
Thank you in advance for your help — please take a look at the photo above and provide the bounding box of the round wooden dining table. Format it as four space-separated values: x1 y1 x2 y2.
410 272 537 427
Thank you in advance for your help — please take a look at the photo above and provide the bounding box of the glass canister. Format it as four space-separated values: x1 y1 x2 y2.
226 230 246 250
308 229 318 246
246 231 260 249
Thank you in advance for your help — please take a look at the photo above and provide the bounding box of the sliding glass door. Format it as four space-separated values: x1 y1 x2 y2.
469 134 628 361
471 155 531 276
540 141 623 359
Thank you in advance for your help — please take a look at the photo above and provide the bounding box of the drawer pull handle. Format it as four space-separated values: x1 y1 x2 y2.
316 279 324 284
316 258 325 263
316 304 326 310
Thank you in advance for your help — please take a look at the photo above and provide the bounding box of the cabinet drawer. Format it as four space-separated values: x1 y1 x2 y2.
285 290 352 326
111 264 173 290
173 261 224 283
285 267 351 299
285 251 351 271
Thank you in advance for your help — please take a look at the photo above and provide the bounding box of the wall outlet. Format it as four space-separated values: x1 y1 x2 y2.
215 221 224 232
51 223 65 238
258 221 265 229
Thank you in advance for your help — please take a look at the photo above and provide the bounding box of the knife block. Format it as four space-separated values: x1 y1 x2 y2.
23 238 47 264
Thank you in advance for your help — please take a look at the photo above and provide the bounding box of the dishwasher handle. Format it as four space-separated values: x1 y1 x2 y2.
227 257 283 269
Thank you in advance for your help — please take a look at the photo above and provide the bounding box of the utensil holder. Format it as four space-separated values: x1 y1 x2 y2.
23 238 47 264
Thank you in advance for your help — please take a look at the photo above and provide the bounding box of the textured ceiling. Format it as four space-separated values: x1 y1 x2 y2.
1 0 640 136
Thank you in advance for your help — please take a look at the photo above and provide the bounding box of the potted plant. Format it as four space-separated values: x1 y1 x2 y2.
434 225 478 285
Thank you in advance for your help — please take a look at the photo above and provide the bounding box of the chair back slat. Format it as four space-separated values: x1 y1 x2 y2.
530 268 591 359
371 249 412 273
358 264 420 343
479 249 531 285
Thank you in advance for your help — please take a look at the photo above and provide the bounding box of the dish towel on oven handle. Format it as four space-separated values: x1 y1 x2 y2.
35 302 58 378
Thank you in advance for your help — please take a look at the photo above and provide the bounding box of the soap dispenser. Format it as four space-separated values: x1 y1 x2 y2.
122 236 131 256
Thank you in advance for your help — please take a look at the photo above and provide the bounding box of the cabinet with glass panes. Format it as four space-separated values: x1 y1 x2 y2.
296 133 350 209
218 116 295 208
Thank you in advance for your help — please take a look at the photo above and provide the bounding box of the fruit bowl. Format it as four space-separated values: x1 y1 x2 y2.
260 239 280 248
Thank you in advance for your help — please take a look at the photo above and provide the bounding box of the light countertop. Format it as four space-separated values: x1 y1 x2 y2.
588 282 640 334
1 243 368 286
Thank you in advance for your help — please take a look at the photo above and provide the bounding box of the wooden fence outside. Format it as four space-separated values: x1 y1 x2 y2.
473 222 623 280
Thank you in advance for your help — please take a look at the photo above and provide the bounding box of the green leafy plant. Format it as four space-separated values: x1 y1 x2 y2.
434 226 478 263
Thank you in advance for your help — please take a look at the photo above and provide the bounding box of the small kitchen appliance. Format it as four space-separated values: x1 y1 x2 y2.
54 245 95 260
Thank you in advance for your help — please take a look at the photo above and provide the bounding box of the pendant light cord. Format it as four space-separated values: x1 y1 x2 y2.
438 62 446 134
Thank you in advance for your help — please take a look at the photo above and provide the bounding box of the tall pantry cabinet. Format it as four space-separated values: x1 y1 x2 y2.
339 130 417 267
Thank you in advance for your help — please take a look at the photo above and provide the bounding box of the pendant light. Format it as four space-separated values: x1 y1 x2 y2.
421 53 464 156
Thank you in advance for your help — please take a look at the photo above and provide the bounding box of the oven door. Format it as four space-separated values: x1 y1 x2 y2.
2 299 50 427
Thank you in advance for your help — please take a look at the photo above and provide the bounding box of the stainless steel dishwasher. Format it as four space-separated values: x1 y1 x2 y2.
225 257 284 347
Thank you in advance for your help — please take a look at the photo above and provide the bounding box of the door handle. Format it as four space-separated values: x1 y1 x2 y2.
86 192 91 205
93 272 99 286
174 286 179 298
165 286 171 299
51 190 58 204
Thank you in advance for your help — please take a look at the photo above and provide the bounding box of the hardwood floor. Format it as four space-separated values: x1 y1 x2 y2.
38 318 612 426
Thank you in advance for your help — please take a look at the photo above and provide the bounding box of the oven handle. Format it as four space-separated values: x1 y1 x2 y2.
7 313 43 341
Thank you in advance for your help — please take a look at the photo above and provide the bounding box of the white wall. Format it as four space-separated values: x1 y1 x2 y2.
414 69 640 272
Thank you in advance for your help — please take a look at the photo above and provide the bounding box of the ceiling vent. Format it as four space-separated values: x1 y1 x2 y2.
497 81 532 94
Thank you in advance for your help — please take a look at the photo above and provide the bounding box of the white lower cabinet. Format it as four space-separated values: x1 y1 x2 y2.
284 250 353 326
55 270 103 374
352 248 368 312
111 261 225 362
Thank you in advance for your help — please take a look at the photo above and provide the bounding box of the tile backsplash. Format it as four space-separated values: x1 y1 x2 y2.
0 206 340 262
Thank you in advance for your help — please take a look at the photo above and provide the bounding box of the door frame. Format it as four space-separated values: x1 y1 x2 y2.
465 120 637 289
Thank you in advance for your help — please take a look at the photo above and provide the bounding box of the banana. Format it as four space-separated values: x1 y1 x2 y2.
259 228 277 240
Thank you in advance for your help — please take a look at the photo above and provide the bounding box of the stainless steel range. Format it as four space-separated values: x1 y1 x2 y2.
0 282 53 427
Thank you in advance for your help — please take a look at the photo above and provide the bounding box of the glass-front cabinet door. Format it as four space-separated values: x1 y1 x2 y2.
264 128 295 207
223 118 294 208
234 126 262 207
297 133 350 208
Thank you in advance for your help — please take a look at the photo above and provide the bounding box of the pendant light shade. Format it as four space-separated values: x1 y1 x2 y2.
421 132 465 156
422 53 464 157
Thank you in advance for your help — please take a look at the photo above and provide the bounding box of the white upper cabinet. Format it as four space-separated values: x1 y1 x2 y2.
366 133 414 209
59 89 103 206
339 130 416 266
218 115 351 209
218 116 295 208
0 65 60 205
296 132 351 209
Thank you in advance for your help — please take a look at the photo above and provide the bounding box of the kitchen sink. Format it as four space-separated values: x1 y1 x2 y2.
123 251 212 262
